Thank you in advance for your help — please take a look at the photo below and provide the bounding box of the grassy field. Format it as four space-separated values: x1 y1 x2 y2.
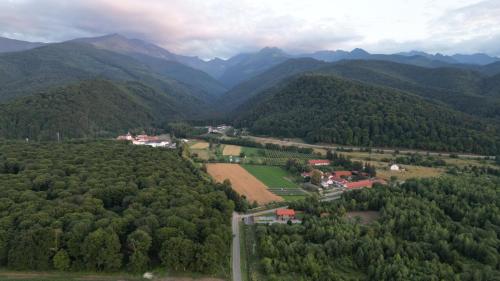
241 147 317 166
280 195 307 201
242 165 300 189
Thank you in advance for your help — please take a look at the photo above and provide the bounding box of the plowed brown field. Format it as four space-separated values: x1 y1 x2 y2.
206 163 283 204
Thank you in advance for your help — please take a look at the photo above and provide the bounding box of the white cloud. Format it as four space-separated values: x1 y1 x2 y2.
0 0 499 58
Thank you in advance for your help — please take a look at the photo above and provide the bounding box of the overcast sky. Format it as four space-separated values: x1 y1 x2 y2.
1 0 499 59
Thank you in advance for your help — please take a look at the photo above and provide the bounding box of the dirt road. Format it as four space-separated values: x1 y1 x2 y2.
246 136 494 159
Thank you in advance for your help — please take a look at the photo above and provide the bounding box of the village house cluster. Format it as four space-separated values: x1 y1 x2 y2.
303 159 386 190
207 124 232 134
116 133 177 148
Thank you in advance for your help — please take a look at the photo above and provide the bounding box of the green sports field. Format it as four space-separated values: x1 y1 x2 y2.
242 164 300 189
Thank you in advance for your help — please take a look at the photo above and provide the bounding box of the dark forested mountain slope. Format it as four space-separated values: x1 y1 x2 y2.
129 53 226 99
218 47 291 87
0 36 45 53
222 59 500 119
73 33 207 71
217 58 328 110
0 80 184 140
234 74 500 154
0 41 219 113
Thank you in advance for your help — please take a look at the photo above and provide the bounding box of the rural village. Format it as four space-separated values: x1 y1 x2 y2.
116 126 405 224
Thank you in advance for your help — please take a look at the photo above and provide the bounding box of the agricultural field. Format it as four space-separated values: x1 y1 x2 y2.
190 141 210 149
206 163 283 204
377 164 445 181
242 165 300 188
242 165 309 199
241 147 317 166
222 144 241 156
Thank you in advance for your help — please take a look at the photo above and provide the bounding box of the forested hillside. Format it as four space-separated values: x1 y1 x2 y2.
234 75 500 154
0 80 183 140
254 175 500 281
0 41 217 113
220 59 500 119
0 141 241 273
217 58 327 110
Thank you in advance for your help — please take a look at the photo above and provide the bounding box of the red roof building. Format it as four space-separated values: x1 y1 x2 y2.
333 171 352 177
345 180 373 189
308 159 331 166
276 209 296 220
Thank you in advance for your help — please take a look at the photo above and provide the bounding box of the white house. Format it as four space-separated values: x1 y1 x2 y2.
390 164 400 171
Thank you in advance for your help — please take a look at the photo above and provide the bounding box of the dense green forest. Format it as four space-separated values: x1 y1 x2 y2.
220 59 500 119
253 175 500 281
0 41 216 115
235 75 500 154
0 80 182 140
0 141 242 274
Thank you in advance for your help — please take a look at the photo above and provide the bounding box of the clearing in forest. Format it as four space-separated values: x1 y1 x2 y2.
346 211 380 225
206 163 283 204
190 141 209 149
223 145 241 156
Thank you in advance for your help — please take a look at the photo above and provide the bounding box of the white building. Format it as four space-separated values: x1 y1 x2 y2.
390 164 400 171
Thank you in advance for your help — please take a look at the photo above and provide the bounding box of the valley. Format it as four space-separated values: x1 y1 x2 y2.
0 30 499 281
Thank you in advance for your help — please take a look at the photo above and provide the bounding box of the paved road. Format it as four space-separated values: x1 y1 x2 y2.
232 212 242 281
246 136 494 159
231 197 342 280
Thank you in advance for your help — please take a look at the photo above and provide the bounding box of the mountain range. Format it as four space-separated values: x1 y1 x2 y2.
0 34 499 153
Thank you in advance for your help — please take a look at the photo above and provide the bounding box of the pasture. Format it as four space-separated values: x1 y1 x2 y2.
206 163 283 204
241 147 316 166
222 145 241 156
242 165 300 188
190 141 210 149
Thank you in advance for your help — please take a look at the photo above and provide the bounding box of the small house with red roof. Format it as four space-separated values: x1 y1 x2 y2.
276 209 296 220
333 171 352 177
308 159 331 166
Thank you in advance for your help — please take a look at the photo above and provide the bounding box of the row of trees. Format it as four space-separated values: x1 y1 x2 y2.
0 141 237 274
253 175 500 281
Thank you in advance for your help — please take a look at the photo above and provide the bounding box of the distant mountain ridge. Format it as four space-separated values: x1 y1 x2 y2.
217 58 500 119
2 34 499 86
0 36 45 53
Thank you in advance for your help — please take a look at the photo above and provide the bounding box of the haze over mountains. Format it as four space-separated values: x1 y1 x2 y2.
0 34 499 154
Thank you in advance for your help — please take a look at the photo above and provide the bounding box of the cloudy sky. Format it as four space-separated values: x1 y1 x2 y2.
1 0 499 59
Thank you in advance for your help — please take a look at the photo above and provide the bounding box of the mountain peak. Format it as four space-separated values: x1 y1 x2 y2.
350 48 370 56
259 47 287 55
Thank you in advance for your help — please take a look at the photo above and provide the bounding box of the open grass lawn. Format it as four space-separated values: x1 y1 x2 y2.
241 147 263 157
280 195 307 201
376 163 445 181
191 149 210 160
242 165 300 189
